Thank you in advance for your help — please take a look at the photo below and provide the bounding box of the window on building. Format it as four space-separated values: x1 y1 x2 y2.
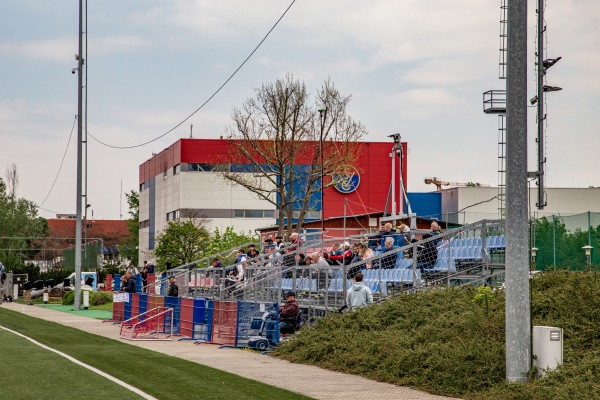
173 164 180 175
233 210 276 218
139 220 149 229
291 210 321 220
234 210 245 218
188 163 217 172
263 210 275 218
166 210 180 221
139 182 145 192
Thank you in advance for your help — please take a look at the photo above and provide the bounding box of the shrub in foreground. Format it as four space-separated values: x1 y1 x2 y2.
276 270 600 399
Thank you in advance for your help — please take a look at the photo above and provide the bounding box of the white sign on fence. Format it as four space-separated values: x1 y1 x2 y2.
113 292 129 303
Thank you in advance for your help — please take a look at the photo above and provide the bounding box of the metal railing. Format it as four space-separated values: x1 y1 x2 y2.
150 220 506 322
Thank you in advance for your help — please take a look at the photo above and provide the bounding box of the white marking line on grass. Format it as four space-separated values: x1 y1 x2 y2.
0 324 158 400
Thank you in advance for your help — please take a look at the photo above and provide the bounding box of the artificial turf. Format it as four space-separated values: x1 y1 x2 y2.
0 307 312 400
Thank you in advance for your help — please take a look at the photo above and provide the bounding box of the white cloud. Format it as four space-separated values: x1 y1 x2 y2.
0 35 150 62
383 88 465 119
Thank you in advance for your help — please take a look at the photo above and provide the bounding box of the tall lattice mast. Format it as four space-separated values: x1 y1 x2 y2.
482 0 508 219
530 0 562 209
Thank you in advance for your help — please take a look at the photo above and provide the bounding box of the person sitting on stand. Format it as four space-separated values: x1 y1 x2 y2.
279 291 300 335
381 236 398 269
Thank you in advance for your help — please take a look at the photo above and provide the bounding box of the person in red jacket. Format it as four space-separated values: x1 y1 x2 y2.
279 291 300 334
329 242 353 265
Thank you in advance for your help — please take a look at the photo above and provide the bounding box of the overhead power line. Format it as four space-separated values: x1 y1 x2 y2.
38 115 77 208
88 0 297 150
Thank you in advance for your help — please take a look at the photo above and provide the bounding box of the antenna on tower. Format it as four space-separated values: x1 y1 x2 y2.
190 124 193 139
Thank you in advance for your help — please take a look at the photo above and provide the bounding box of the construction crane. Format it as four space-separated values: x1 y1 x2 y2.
424 177 491 191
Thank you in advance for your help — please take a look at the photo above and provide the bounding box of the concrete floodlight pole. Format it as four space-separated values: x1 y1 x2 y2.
505 0 531 382
74 0 84 310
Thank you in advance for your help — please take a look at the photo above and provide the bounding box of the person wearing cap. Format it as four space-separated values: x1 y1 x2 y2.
279 291 299 333
167 276 179 297
346 272 373 311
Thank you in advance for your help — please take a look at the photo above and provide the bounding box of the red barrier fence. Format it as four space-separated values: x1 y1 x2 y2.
148 295 164 311
211 301 238 346
131 294 140 319
180 297 194 338
103 274 113 292
112 301 124 322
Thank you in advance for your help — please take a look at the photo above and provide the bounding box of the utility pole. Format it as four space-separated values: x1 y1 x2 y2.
505 0 530 382
74 0 84 310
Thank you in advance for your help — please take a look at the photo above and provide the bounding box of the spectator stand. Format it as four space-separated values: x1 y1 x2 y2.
118 220 505 329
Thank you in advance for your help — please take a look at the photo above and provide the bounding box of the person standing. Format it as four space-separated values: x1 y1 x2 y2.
346 272 373 311
121 272 136 293
126 262 138 276
167 276 179 297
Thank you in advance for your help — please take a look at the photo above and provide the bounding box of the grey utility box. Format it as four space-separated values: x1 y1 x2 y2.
532 326 563 376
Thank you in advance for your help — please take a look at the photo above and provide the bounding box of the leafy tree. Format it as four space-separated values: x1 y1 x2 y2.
219 74 367 236
0 177 48 268
119 190 139 266
206 227 257 264
153 219 210 268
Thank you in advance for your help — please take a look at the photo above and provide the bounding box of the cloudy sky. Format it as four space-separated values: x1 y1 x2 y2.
1 0 598 220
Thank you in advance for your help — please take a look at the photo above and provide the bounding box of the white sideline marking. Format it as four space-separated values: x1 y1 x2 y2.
0 324 158 400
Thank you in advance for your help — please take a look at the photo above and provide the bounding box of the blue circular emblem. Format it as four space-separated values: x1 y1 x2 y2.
333 166 360 194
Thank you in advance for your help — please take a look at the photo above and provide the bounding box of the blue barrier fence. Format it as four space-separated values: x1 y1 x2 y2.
235 301 279 350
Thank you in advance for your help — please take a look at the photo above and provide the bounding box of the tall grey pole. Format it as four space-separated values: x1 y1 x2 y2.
536 0 545 209
505 0 530 382
74 0 84 310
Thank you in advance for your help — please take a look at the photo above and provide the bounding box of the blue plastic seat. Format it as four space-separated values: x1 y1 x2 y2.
498 235 506 248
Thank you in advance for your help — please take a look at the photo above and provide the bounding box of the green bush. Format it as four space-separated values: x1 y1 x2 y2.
62 290 75 305
62 290 112 306
276 271 600 399
91 291 112 306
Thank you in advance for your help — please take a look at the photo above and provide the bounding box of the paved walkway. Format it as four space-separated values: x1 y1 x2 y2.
1 302 458 400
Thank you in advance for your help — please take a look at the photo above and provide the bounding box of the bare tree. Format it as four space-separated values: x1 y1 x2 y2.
218 74 367 236
5 163 18 200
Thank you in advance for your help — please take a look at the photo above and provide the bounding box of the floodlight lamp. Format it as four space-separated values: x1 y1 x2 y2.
542 57 562 70
543 85 563 92
582 245 593 256
530 96 538 105
388 133 401 144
